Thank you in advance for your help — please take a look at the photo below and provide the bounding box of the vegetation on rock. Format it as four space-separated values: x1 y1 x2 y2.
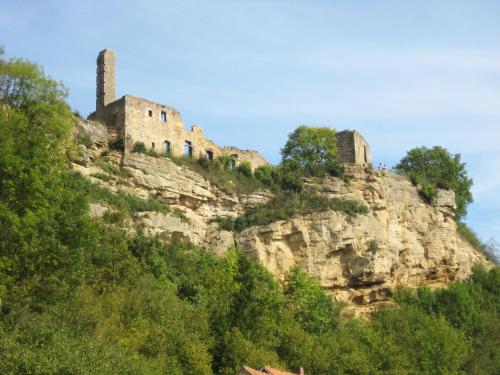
216 192 368 232
395 146 498 263
74 172 170 214
395 146 473 220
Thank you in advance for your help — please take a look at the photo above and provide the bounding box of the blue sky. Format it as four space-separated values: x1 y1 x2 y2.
1 0 499 248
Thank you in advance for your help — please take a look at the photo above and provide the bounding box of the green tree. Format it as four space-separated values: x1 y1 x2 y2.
281 126 340 177
393 267 500 375
373 306 469 374
0 51 96 305
395 146 473 220
284 268 340 335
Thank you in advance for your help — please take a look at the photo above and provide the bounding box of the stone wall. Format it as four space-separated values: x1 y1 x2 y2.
91 94 268 170
89 97 125 144
89 49 268 170
121 95 185 155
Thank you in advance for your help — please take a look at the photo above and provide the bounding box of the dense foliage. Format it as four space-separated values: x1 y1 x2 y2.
394 267 500 373
395 146 473 220
281 126 342 177
1 51 499 374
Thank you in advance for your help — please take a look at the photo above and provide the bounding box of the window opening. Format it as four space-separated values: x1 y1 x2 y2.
163 140 171 155
184 141 193 157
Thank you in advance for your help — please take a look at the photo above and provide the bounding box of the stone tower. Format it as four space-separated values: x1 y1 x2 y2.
96 49 116 112
336 130 371 166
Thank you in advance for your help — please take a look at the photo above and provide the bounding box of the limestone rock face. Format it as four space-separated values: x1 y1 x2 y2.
73 124 489 314
72 119 109 166
236 166 489 314
74 151 271 253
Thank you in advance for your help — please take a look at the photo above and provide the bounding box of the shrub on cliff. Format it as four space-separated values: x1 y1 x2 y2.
132 141 146 153
395 146 473 220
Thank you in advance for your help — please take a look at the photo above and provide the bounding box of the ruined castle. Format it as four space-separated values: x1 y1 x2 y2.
88 49 371 168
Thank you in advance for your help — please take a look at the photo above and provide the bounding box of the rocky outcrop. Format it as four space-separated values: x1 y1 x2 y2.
73 123 490 315
73 150 271 254
72 119 109 166
236 166 489 315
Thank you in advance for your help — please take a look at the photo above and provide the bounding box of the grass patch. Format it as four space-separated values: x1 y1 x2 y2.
90 172 113 182
76 132 93 149
215 192 368 232
71 172 168 214
169 155 264 195
95 159 127 177
366 239 380 253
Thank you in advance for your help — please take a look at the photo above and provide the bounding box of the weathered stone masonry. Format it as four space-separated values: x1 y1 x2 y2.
89 49 371 169
337 130 371 166
89 49 268 170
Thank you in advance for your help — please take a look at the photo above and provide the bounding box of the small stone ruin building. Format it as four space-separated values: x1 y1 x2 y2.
88 49 371 169
336 130 371 166
88 49 268 170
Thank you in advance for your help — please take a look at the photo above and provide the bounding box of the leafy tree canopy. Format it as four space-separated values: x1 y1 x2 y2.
395 146 473 220
281 126 340 177
0 49 89 305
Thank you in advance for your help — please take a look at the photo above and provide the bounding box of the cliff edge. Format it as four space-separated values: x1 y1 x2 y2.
74 120 490 315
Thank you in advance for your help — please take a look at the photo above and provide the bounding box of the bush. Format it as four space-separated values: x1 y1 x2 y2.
132 141 146 153
254 165 279 188
145 149 160 158
95 160 126 177
166 126 347 195
278 159 304 192
419 182 438 204
236 161 252 178
393 267 500 374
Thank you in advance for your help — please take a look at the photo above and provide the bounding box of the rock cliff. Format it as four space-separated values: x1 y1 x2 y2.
74 120 490 315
